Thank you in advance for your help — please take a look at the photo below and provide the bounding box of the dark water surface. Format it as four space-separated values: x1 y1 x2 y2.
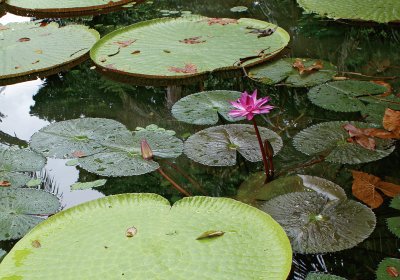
1 0 400 279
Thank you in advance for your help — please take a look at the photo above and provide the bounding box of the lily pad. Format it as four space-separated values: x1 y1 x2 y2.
230 6 248 12
171 90 244 125
0 249 6 261
0 188 60 241
0 22 99 86
71 179 107 190
90 16 290 85
296 0 400 23
376 258 400 279
306 272 347 280
292 121 395 164
184 124 283 166
387 196 400 238
4 0 141 18
307 80 387 113
236 173 346 205
0 194 292 279
0 147 46 188
262 192 376 253
360 95 400 124
248 58 337 87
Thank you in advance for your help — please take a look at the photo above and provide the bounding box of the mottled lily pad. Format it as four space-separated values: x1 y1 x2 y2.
4 0 141 18
90 16 290 85
171 90 244 125
262 192 376 253
0 188 60 240
293 121 395 164
0 147 46 188
0 22 99 86
184 124 283 166
297 0 400 23
248 58 337 87
387 196 400 238
306 272 347 280
236 173 346 205
0 194 292 279
376 258 400 279
307 80 387 113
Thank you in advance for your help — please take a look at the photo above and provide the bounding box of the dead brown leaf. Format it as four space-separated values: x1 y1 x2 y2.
168 63 198 74
292 58 323 75
343 124 376 150
206 18 238 26
72 151 86 158
372 80 392 97
383 108 400 136
0 181 11 187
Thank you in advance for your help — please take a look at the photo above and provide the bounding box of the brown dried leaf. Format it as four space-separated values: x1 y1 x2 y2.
387 266 400 277
351 170 383 209
196 230 224 240
18 37 30 42
179 36 206 44
113 39 136 48
376 181 400 197
372 80 392 97
72 151 86 158
292 59 323 75
343 124 376 150
168 63 198 74
31 240 41 248
0 181 11 187
206 18 238 25
383 108 400 136
131 50 141 55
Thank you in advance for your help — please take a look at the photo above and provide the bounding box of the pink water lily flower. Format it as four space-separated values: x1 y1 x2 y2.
229 90 274 120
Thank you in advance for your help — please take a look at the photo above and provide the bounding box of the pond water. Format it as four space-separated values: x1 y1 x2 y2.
1 0 400 279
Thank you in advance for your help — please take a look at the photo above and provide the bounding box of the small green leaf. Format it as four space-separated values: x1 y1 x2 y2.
26 178 42 187
71 179 107 190
65 159 79 166
196 230 225 240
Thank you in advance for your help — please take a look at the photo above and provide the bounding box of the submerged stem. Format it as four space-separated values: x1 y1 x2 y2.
157 168 192 197
251 118 271 183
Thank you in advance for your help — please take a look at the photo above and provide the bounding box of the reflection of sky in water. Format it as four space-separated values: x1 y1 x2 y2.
0 13 30 24
0 82 103 209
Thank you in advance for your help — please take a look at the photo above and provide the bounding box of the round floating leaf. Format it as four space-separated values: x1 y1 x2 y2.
376 258 400 279
249 58 337 87
90 16 290 85
293 121 395 164
171 90 244 125
296 0 400 23
0 194 292 279
360 95 400 124
262 192 376 254
71 179 107 190
4 0 140 18
307 80 387 113
306 272 347 280
230 6 248 12
0 188 60 241
236 173 346 205
0 22 99 86
387 196 400 238
184 124 283 166
30 118 131 159
0 147 46 188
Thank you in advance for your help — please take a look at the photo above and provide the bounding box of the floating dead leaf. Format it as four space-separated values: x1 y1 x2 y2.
126 226 137 237
35 49 43 54
196 230 225 240
18 37 30 42
387 266 400 277
372 80 392 97
0 181 11 187
247 26 277 38
179 36 206 44
31 240 41 248
206 18 238 26
131 50 141 55
343 124 376 150
113 39 136 48
72 151 86 158
351 170 400 209
333 76 348 81
168 63 198 74
292 58 323 75
0 25 9 31
32 60 40 64
383 108 400 136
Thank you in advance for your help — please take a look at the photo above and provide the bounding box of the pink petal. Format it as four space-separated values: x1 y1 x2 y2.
229 110 248 118
246 113 254 120
230 101 246 110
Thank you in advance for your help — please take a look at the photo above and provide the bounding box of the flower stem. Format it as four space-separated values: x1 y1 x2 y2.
157 168 192 197
251 118 271 183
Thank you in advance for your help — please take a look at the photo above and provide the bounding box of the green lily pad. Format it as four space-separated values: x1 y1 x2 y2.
184 124 283 166
296 0 400 23
236 173 346 205
0 194 292 279
262 192 376 254
4 0 140 18
293 121 395 164
71 179 107 190
90 16 290 85
360 95 400 124
26 178 42 187
248 58 337 87
387 196 400 238
0 188 60 241
306 272 347 280
307 80 387 113
0 249 6 261
171 90 244 125
230 6 248 12
0 147 46 188
376 258 400 279
0 22 99 86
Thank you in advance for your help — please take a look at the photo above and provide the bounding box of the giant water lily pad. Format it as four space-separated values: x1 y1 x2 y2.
0 194 292 279
0 22 99 86
296 0 400 23
262 192 376 253
0 147 46 188
171 90 244 125
4 0 140 18
387 196 400 238
0 188 60 240
307 80 388 113
90 16 290 85
184 124 282 166
293 121 395 164
248 58 337 87
376 258 400 279
236 173 346 205
30 118 183 176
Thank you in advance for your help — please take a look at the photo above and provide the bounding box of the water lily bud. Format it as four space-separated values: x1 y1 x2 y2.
141 139 153 160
